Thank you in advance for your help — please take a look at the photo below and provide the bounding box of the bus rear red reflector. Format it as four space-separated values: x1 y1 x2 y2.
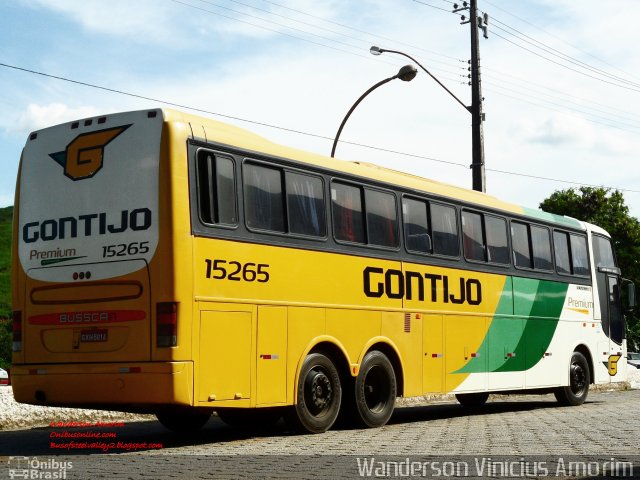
119 367 141 374
29 310 146 325
29 369 47 375
12 311 22 352
157 302 177 347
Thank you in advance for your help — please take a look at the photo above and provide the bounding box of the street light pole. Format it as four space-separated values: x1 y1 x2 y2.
371 37 487 193
468 0 486 193
331 64 417 158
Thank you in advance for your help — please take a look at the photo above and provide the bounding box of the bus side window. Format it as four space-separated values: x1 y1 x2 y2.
431 203 459 257
196 152 237 226
511 221 532 268
403 197 431 254
331 182 365 244
244 163 286 233
531 225 553 270
286 172 326 237
485 215 509 264
553 231 571 275
365 189 398 248
462 210 485 261
570 234 590 276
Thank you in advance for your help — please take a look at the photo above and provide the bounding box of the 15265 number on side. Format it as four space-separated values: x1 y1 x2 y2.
204 259 270 283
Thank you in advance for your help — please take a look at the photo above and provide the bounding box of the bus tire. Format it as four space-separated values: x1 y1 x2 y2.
554 351 590 406
354 351 396 428
455 392 489 407
217 408 282 429
156 409 212 432
288 353 342 434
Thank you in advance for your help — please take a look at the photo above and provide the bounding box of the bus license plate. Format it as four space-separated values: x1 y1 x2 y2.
80 329 108 342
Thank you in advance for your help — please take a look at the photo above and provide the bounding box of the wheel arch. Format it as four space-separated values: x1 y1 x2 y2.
573 344 595 384
360 339 405 397
292 336 352 403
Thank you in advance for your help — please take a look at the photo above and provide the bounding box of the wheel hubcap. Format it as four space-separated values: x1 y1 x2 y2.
305 368 333 415
363 366 391 413
570 362 586 396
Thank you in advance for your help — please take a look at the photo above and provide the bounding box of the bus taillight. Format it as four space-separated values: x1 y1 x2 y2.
12 311 22 352
157 302 177 347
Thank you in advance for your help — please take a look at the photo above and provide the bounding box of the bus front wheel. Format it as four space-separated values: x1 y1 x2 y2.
156 409 212 432
288 353 342 434
354 351 396 427
554 351 590 406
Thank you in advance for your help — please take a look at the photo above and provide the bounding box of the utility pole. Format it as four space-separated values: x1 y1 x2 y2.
454 0 487 193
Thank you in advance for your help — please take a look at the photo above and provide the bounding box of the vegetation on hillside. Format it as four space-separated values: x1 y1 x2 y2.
0 206 12 369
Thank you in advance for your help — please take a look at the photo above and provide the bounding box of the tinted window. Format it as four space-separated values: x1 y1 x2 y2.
553 231 571 275
286 172 326 237
592 234 616 268
403 198 431 254
486 216 509 264
365 189 397 247
197 152 237 225
531 226 552 270
332 182 365 243
570 234 590 276
462 211 485 261
244 163 285 232
431 203 459 256
511 222 531 268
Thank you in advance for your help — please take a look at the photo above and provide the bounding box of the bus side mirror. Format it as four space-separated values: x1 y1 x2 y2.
628 282 636 309
623 279 637 310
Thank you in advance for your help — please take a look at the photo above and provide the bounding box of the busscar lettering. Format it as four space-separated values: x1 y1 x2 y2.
23 208 152 243
363 266 482 306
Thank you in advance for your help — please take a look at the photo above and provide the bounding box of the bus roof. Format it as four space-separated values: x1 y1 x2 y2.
35 107 585 231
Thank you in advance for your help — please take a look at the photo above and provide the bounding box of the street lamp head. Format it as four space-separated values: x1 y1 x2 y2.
397 64 418 82
369 45 384 56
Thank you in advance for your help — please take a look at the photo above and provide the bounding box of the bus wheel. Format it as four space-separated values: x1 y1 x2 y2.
354 351 396 428
554 351 590 406
288 353 341 434
217 408 282 429
156 409 212 432
455 392 489 407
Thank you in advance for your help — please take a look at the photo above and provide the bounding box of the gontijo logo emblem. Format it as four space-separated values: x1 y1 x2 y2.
49 124 131 180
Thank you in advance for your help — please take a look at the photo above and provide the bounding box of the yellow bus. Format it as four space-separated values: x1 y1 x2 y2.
11 108 635 433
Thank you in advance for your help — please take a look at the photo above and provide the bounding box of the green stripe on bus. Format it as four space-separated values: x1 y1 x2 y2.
455 278 568 374
522 207 582 229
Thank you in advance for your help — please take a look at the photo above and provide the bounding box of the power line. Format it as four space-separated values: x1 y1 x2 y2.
1 61 638 194
224 0 463 70
170 0 466 79
489 18 640 89
491 24 640 93
259 0 462 62
490 29 640 94
481 0 640 84
411 0 454 15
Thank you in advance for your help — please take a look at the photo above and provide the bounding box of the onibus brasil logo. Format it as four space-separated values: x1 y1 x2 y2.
49 124 131 181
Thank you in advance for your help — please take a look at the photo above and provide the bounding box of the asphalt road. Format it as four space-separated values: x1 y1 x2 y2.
1 390 639 479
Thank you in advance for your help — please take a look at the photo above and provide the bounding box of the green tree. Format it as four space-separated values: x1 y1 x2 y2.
0 206 12 369
540 187 640 350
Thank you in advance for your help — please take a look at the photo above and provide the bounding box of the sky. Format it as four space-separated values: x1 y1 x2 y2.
1 0 639 218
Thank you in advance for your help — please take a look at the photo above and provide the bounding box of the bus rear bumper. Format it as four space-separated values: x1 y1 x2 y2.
10 362 193 410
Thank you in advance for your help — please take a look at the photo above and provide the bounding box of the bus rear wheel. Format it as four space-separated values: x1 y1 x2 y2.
554 351 590 406
354 351 396 428
455 392 489 407
287 353 341 434
156 409 212 432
